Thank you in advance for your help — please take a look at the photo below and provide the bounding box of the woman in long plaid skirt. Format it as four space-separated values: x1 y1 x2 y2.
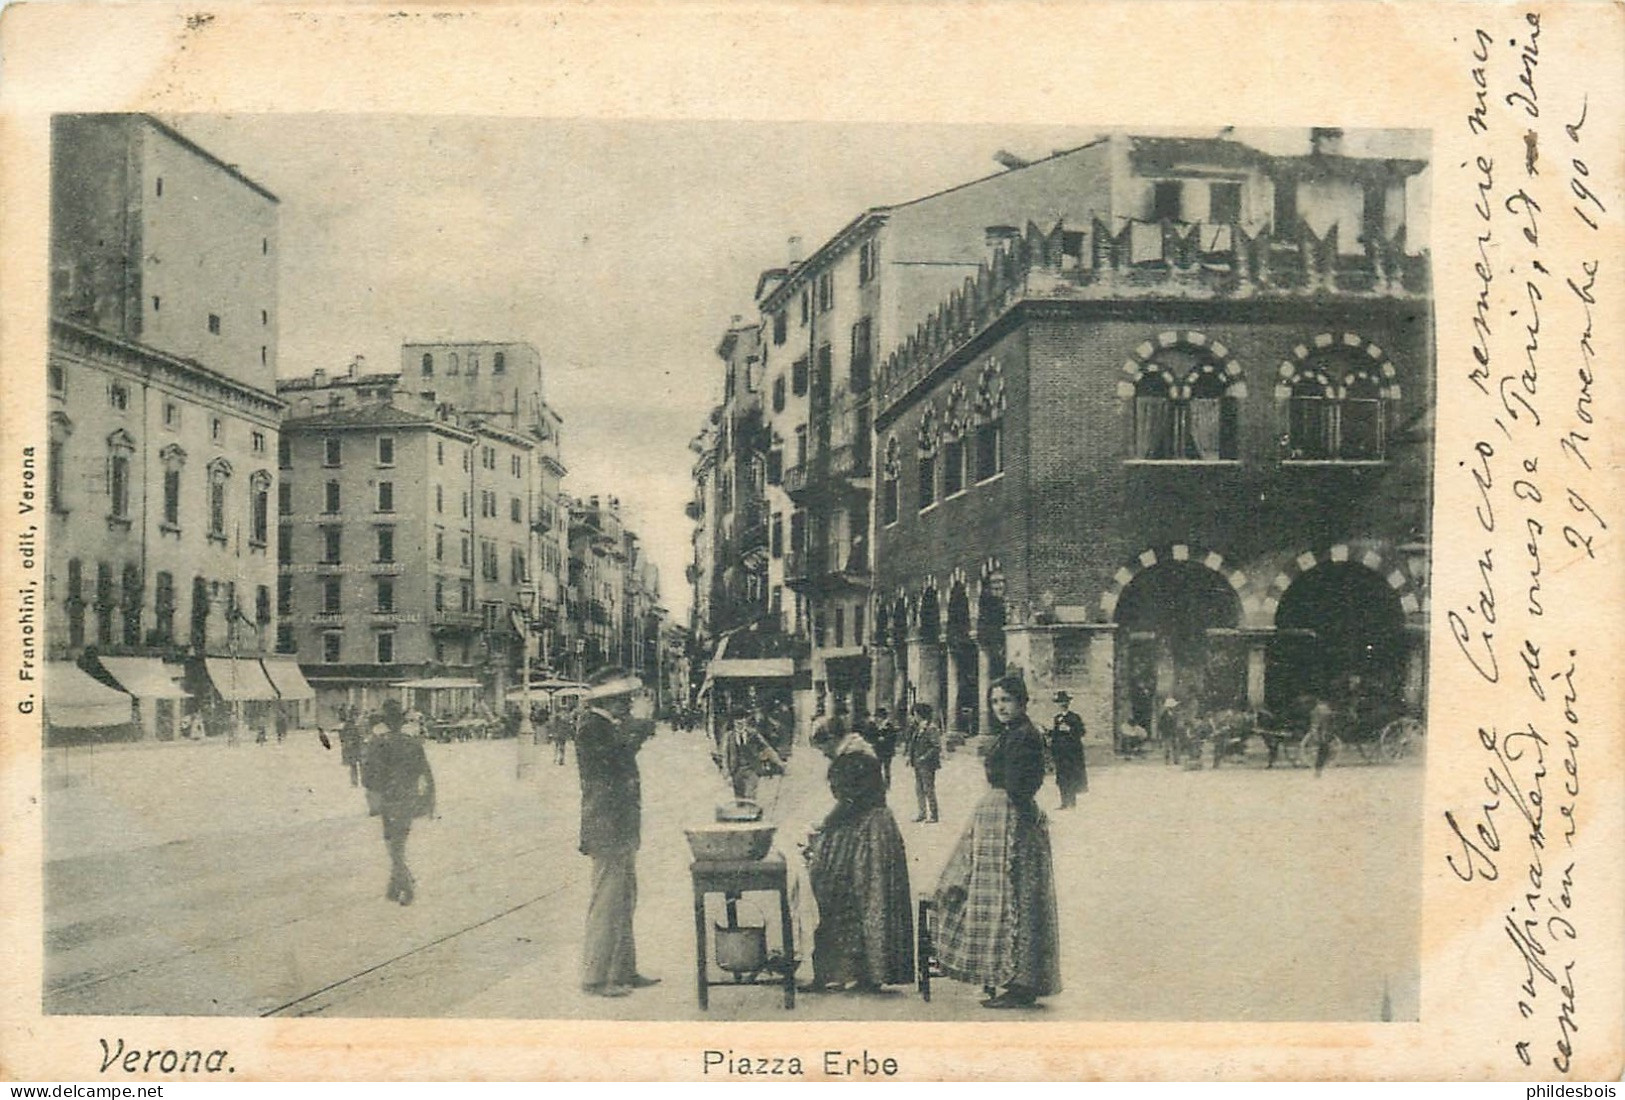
933 673 1062 1008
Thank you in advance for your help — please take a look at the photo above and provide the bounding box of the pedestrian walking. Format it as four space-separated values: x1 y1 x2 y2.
862 705 898 787
801 725 913 993
574 667 661 998
904 703 942 823
1047 691 1087 808
933 672 1062 1009
1307 695 1338 777
722 703 782 801
360 698 436 906
338 705 364 787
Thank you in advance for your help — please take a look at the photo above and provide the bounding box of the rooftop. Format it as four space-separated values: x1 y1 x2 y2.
281 403 473 438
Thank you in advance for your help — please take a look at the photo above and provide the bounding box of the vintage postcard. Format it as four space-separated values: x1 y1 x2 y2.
0 0 1620 1083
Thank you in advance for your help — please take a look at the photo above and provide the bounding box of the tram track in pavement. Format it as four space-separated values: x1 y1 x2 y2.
260 863 588 1017
46 828 576 1013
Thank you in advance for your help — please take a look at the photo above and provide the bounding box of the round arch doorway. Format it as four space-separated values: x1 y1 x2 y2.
1113 561 1243 730
1268 562 1407 724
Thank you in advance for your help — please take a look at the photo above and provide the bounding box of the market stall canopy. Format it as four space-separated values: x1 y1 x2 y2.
260 658 315 701
203 658 279 702
504 679 588 705
534 678 589 693
699 633 795 698
45 662 132 727
96 657 190 700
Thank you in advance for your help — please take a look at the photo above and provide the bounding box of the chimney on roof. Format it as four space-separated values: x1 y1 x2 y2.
994 149 1030 171
787 235 803 266
313 368 327 387
1310 127 1345 156
348 355 365 378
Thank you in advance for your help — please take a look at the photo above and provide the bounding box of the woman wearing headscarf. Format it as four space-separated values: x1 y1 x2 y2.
801 723 914 992
933 672 1062 1008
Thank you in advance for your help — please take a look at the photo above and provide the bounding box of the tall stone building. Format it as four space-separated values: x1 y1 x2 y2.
46 114 300 740
871 132 1431 740
276 364 552 719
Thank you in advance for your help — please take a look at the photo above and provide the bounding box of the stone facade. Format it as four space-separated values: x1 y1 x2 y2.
874 209 1431 743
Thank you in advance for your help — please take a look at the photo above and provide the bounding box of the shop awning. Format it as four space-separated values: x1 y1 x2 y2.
45 663 132 728
97 657 191 700
204 658 279 702
260 658 315 701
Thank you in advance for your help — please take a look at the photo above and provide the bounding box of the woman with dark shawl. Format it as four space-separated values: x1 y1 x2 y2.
801 726 914 991
934 673 1063 1008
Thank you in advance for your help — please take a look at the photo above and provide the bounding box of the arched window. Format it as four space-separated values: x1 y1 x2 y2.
941 382 969 497
1280 338 1398 461
448 352 460 375
159 444 186 530
249 470 272 547
973 358 1006 481
468 352 479 375
207 458 233 540
1126 342 1241 461
1340 370 1385 459
1133 370 1175 459
917 407 940 511
493 351 506 374
1186 366 1238 459
106 429 135 523
421 353 434 376
48 412 74 514
1288 372 1334 458
881 437 901 526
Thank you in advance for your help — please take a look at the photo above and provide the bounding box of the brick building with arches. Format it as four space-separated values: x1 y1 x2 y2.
872 207 1431 741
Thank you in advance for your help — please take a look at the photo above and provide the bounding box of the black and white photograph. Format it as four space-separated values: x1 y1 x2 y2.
2 1 1620 1084
39 115 1432 1023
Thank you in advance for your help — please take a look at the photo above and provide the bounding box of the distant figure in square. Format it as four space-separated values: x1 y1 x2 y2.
861 704 899 787
575 668 661 997
361 698 436 906
338 705 364 786
1047 691 1087 808
904 703 942 823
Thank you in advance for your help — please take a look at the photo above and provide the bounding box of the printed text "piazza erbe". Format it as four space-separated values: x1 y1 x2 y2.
701 1049 900 1077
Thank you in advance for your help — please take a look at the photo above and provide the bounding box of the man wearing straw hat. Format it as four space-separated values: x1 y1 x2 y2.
574 666 660 997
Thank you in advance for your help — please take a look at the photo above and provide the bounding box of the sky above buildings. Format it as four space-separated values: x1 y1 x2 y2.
167 117 1429 622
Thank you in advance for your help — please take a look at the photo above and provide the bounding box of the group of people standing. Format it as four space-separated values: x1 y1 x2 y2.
792 675 1083 1009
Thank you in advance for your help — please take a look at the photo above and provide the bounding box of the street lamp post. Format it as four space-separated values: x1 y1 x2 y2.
516 585 537 778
